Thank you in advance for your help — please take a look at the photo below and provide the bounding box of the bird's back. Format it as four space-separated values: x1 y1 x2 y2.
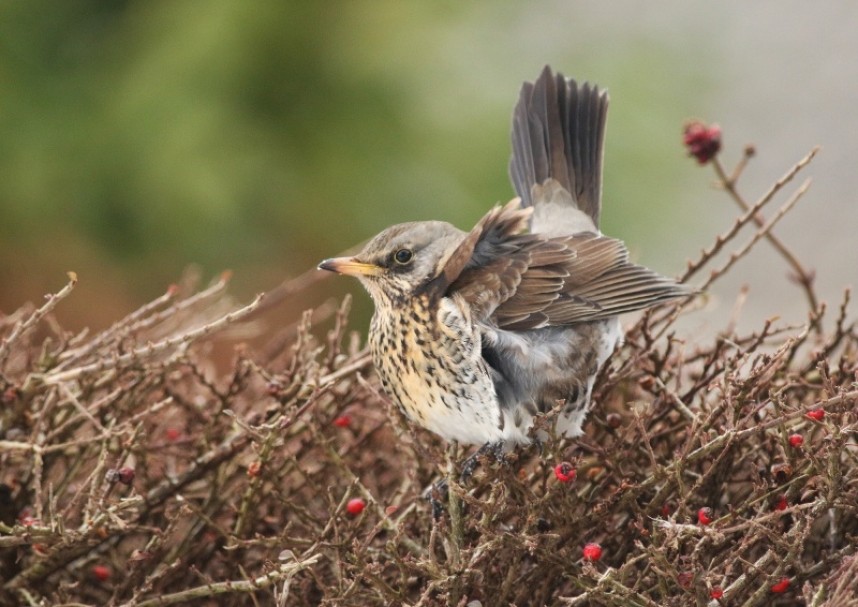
472 67 683 441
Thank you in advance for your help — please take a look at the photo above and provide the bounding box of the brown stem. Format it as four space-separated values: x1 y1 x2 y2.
711 152 820 320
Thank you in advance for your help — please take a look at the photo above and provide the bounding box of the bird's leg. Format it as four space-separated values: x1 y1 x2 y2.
489 440 507 462
428 442 505 518
460 442 491 482
426 479 448 521
460 441 505 482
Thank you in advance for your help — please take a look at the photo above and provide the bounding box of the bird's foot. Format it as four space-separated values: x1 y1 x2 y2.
428 442 505 519
460 441 505 483
425 479 449 521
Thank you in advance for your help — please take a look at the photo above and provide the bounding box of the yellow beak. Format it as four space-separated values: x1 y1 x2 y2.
318 257 381 277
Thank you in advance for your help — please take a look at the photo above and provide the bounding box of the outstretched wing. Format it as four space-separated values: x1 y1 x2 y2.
447 201 690 329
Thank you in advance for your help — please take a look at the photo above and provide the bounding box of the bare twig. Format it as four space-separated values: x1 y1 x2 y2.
42 293 264 384
0 272 77 367
712 147 820 316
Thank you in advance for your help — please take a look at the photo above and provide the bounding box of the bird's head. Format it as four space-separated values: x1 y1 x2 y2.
318 221 466 305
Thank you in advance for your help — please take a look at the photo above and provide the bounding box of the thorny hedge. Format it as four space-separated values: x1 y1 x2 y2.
1 144 857 606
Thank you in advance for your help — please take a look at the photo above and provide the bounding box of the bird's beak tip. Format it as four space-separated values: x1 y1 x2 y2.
317 257 379 277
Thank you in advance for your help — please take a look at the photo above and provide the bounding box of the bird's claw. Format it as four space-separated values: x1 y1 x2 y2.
460 441 505 483
426 479 448 521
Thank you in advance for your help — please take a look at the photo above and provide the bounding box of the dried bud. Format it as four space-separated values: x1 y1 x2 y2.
2 386 20 405
129 549 153 563
771 463 792 483
637 376 655 391
17 507 34 523
107 466 135 485
683 120 722 164
586 466 605 481
247 461 262 478
32 543 49 556
605 413 622 429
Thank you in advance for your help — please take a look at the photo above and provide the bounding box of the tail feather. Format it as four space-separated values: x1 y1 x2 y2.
509 66 609 230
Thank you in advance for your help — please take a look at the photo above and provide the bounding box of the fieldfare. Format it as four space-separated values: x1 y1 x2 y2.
319 66 690 448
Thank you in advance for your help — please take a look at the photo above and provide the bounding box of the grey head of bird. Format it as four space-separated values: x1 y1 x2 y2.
318 220 467 306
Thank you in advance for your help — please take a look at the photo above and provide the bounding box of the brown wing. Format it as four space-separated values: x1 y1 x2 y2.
447 202 690 330
425 198 530 300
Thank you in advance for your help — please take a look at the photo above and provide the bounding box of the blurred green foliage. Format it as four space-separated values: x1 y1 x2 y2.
0 1 712 327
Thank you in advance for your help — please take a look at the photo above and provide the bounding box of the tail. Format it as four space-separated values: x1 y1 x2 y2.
509 66 609 235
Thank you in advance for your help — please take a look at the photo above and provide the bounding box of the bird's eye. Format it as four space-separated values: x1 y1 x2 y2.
393 248 413 265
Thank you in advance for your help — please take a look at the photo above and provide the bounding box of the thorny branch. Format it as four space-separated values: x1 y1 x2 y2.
0 139 855 606
712 147 820 316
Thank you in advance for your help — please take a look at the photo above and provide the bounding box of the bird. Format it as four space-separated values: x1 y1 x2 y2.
319 66 690 449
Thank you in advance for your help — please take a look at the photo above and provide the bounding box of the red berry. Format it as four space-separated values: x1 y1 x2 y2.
20 516 38 527
117 467 135 485
683 121 722 164
165 427 181 441
582 542 602 562
553 462 577 483
775 495 788 511
660 502 674 517
805 409 825 421
770 577 790 593
710 586 724 599
92 564 111 582
697 507 713 526
788 434 804 448
247 461 262 478
346 498 366 516
333 415 352 428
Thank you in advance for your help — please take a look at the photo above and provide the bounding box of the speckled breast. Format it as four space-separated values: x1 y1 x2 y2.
368 296 504 445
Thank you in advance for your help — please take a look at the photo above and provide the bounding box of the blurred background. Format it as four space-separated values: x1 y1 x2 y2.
1 0 856 336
